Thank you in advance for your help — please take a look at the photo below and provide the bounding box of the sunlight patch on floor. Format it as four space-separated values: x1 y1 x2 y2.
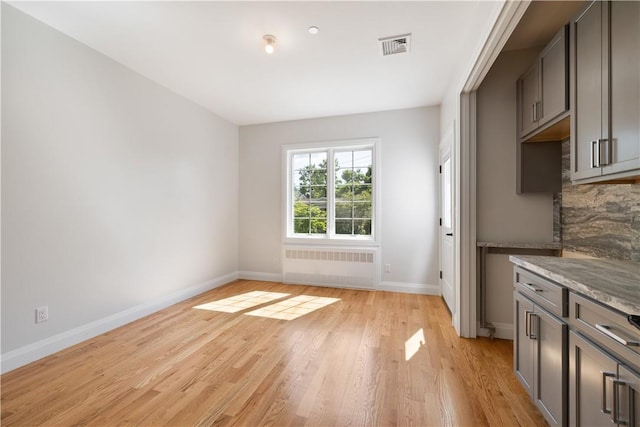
405 328 425 361
193 291 290 313
244 295 341 320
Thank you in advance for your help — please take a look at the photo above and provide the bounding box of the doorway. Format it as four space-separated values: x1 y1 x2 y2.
440 125 455 317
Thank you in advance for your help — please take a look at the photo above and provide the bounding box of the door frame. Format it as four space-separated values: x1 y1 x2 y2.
452 0 531 337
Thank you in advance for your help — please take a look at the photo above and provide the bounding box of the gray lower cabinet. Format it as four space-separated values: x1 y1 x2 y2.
514 290 568 427
619 365 640 426
570 0 640 183
570 331 640 426
569 292 640 426
515 292 535 394
512 262 640 427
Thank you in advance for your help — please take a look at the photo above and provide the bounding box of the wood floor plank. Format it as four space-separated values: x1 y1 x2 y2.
1 280 547 426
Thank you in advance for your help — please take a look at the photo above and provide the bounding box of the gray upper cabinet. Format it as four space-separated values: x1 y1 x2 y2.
520 64 540 137
570 0 640 183
518 26 569 139
515 26 568 194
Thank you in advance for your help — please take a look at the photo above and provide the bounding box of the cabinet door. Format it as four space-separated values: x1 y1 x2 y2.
535 306 568 427
520 63 540 138
514 292 535 397
571 0 604 181
618 365 640 427
539 26 568 128
570 331 619 427
604 0 640 177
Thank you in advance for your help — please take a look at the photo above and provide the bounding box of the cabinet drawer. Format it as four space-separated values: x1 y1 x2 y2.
569 292 640 370
515 267 568 318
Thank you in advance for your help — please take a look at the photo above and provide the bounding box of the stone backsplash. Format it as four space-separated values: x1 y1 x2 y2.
560 139 640 262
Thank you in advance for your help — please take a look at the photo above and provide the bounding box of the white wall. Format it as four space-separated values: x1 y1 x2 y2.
238 107 440 292
440 85 459 141
476 48 555 334
1 5 239 366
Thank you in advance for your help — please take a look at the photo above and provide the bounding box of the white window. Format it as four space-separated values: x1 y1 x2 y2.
284 139 379 243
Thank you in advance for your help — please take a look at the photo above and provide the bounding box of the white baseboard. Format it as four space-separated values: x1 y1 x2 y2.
0 272 238 374
477 321 513 340
238 271 283 282
377 281 440 295
238 273 439 297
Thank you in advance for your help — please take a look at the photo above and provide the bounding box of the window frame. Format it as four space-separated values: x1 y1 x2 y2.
283 138 380 246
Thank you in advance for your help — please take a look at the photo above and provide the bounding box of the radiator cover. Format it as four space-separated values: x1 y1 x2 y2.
282 246 379 289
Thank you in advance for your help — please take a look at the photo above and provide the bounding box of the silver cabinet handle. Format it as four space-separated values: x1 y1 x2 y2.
532 103 536 123
611 379 627 425
525 310 531 338
601 371 616 414
529 313 538 340
596 324 640 347
592 140 600 168
598 138 610 166
518 282 543 293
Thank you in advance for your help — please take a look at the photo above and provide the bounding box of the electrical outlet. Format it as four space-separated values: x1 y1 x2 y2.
36 306 48 323
384 264 391 273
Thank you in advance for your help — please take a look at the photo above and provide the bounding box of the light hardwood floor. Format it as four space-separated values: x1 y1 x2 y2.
1 280 547 426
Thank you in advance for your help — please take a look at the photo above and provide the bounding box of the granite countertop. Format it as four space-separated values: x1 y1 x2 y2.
478 241 562 250
509 255 640 315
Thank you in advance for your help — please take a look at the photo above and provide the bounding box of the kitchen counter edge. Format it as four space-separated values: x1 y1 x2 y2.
509 255 640 316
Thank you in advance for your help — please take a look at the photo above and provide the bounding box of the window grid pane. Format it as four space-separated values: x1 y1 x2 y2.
289 145 374 239
292 152 328 235
333 150 372 236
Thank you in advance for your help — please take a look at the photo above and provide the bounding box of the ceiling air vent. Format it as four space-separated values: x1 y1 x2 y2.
378 33 411 56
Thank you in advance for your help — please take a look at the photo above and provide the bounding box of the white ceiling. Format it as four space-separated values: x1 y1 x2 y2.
9 1 505 126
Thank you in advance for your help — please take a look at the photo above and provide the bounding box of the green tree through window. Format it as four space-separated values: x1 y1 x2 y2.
335 150 372 236
290 147 373 237
292 153 327 234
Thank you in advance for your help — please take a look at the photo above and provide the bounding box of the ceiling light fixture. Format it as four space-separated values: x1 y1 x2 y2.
263 34 276 54
308 26 319 35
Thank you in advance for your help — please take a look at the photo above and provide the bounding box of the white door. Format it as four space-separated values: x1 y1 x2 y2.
440 128 455 316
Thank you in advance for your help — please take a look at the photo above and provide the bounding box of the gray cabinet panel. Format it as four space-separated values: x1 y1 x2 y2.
605 0 640 176
514 285 568 427
569 292 640 371
515 266 568 318
571 0 604 181
571 0 640 182
540 27 569 127
517 142 562 193
513 263 639 427
618 365 640 427
569 331 618 427
516 25 568 193
520 64 540 137
536 307 568 427
519 26 569 140
515 291 535 397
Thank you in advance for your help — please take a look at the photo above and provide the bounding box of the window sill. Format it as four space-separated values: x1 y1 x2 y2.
284 236 380 247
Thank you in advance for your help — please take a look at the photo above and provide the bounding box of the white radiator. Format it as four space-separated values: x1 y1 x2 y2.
282 246 379 289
